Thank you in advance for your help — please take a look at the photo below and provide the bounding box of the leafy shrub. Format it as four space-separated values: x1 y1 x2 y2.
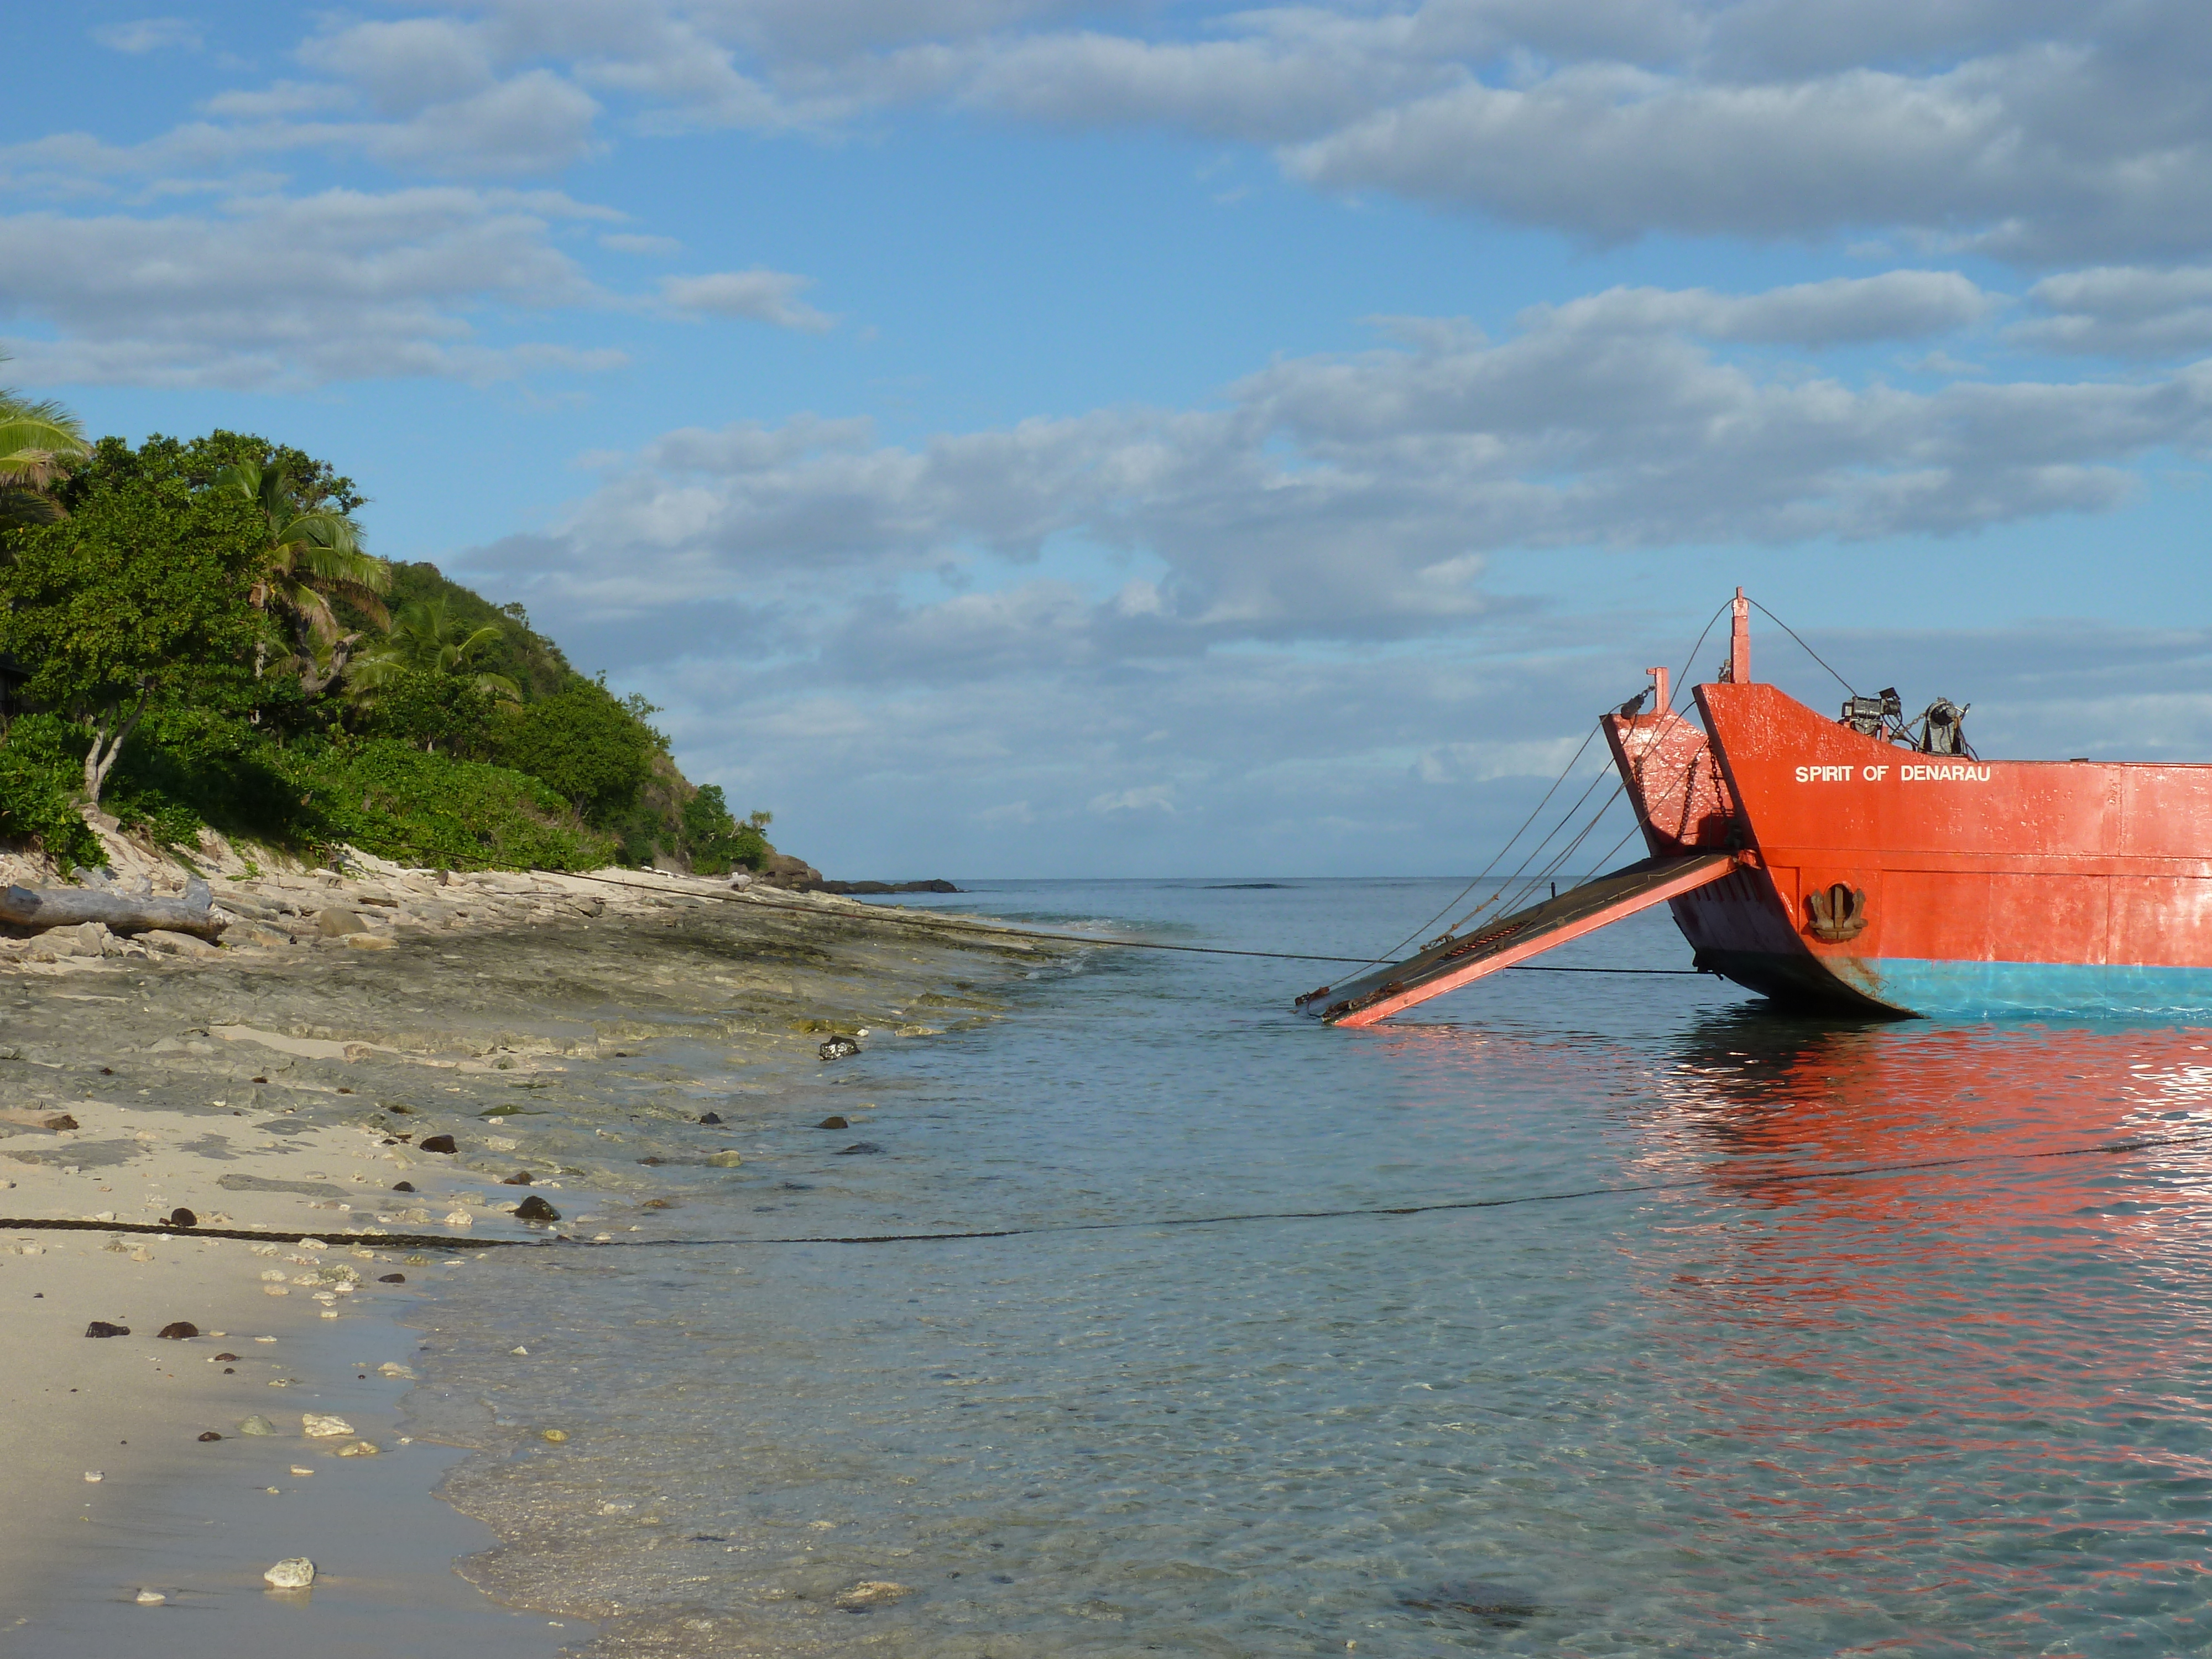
275 737 615 870
680 786 770 874
355 668 511 757
0 714 104 872
492 681 663 826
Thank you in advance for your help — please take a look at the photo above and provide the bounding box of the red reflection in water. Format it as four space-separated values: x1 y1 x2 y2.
1613 1019 2212 1645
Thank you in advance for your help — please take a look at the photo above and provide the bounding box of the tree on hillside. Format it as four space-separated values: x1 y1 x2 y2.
216 457 390 696
492 680 662 825
0 472 264 808
0 361 91 529
348 597 521 704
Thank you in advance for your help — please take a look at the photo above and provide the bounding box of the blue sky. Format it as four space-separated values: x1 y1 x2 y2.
9 0 2212 877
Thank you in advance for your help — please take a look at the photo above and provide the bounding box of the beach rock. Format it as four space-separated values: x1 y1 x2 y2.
143 929 219 957
168 1207 197 1228
392 1181 415 1192
238 1416 275 1435
134 1589 165 1604
539 1428 568 1443
378 1273 405 1284
301 1413 354 1437
418 1135 457 1155
514 1195 560 1222
212 1352 239 1361
697 1111 723 1125
500 1171 533 1185
262 1557 315 1589
0 1108 77 1130
156 1321 199 1340
376 1361 416 1378
198 1431 222 1441
818 1036 861 1061
837 1142 884 1156
337 1441 380 1457
705 1151 743 1168
343 933 395 951
82 1470 101 1482
816 1115 849 1130
84 1321 129 1338
834 1580 913 1610
315 909 366 937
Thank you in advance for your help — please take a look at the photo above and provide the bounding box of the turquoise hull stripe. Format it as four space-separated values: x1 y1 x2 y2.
1854 958 2212 1019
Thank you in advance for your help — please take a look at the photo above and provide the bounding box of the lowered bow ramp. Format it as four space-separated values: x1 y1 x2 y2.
1302 852 1740 1027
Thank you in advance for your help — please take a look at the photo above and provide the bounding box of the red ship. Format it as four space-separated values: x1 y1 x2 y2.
1302 591 2212 1026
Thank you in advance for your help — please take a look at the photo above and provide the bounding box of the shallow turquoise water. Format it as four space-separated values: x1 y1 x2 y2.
418 880 2212 1656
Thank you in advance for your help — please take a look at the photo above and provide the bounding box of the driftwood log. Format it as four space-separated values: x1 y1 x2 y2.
0 878 228 941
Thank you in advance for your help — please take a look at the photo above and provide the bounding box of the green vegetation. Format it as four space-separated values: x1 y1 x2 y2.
0 422 768 875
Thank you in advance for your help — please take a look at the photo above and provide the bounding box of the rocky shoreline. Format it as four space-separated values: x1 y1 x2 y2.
0 839 1065 1642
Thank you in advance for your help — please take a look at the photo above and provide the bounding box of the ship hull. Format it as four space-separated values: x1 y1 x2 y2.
1672 683 2212 1019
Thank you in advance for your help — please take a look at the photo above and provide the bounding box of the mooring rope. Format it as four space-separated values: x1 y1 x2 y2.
16 1121 2203 1255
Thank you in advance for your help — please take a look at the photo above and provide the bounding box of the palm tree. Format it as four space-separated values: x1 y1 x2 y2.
347 596 521 705
215 458 392 695
0 363 91 529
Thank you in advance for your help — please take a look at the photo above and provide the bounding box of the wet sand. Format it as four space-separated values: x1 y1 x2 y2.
0 858 1055 1647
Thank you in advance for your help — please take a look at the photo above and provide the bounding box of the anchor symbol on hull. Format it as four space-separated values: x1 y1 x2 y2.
1805 883 1869 942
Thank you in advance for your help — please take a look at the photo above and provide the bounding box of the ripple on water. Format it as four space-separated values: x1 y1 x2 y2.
411 884 2212 1656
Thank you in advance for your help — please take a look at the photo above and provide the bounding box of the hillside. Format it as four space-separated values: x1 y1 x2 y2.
0 429 778 880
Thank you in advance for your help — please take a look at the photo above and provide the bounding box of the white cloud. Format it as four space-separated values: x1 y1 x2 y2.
1535 272 1994 346
0 188 623 388
464 278 2212 689
1089 783 1176 813
91 17 202 54
298 18 498 116
24 1 2212 267
2017 266 2212 357
661 269 836 331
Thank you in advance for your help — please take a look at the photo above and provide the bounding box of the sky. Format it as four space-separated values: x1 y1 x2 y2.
8 0 2212 879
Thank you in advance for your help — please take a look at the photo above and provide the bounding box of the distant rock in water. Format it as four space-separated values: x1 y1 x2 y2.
821 879 961 895
818 1036 861 1061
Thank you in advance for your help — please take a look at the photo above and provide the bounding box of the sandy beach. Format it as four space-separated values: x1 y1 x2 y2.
0 847 1055 1646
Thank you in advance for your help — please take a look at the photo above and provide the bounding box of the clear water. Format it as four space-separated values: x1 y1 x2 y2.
412 880 2212 1656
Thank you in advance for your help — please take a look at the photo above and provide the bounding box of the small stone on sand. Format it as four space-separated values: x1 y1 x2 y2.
84 1321 129 1338
301 1413 354 1437
262 1557 315 1589
336 1441 379 1457
705 1151 743 1168
291 1465 314 1475
197 1431 222 1442
378 1273 405 1284
156 1321 199 1340
134 1589 164 1604
514 1194 560 1220
83 1470 102 1483
238 1415 275 1434
418 1135 457 1154
540 1428 568 1442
